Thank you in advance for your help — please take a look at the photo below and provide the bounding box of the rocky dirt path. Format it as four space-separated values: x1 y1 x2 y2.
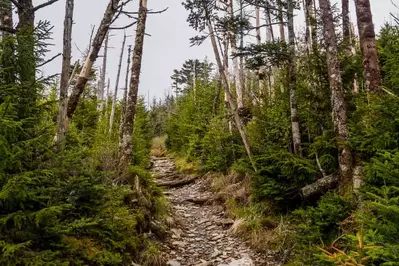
150 156 279 266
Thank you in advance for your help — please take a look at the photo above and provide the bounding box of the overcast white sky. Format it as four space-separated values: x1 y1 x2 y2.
33 0 395 104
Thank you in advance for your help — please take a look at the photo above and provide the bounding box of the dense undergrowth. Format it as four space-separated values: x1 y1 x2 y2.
0 29 166 264
150 22 399 265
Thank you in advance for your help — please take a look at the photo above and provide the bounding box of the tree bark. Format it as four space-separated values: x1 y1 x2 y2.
119 45 132 142
265 4 274 42
226 0 244 109
66 0 121 122
354 0 382 93
109 33 126 135
255 3 264 99
98 32 109 110
319 0 353 193
0 0 13 39
0 0 14 84
207 20 256 171
301 175 338 199
118 0 148 171
277 0 285 41
304 0 317 52
56 0 74 148
287 0 301 156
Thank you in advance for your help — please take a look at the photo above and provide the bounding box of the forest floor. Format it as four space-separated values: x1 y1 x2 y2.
150 155 280 266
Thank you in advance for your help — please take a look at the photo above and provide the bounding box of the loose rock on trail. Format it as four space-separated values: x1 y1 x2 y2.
150 156 280 266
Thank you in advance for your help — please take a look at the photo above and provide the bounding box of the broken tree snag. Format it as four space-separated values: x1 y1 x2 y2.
56 0 74 148
157 175 199 188
301 174 338 199
66 0 122 122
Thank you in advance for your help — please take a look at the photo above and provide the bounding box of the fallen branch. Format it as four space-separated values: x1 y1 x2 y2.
184 196 212 204
157 175 199 188
301 174 338 199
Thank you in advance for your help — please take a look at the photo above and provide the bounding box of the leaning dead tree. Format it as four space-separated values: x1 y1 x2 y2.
56 0 74 148
66 0 124 126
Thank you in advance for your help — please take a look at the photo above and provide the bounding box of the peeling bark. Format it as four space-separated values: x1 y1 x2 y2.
255 3 264 99
319 0 353 193
119 0 148 171
354 0 382 93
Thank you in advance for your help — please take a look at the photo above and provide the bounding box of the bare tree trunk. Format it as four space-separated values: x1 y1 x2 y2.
239 0 245 93
208 20 256 171
319 0 353 193
227 0 244 109
119 45 132 142
105 78 110 111
304 0 317 52
278 0 285 41
288 0 301 156
255 3 264 99
99 33 109 110
67 0 121 123
265 4 274 42
109 33 126 135
354 0 382 93
119 0 148 171
56 0 74 148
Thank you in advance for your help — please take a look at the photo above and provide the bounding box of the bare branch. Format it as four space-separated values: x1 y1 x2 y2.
33 0 60 12
37 53 62 67
110 21 137 30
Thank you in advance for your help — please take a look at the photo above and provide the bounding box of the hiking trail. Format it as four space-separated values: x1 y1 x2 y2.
150 156 281 266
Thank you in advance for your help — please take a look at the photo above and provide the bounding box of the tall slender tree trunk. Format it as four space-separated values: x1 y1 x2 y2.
304 0 317 52
342 0 350 45
119 0 148 171
56 0 74 148
16 0 35 84
0 0 14 84
354 0 382 93
255 3 264 99
287 0 301 156
278 0 285 41
239 0 245 92
207 20 256 171
265 4 274 42
226 0 244 109
109 33 126 135
99 33 109 110
67 0 121 123
119 45 132 142
319 0 352 193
